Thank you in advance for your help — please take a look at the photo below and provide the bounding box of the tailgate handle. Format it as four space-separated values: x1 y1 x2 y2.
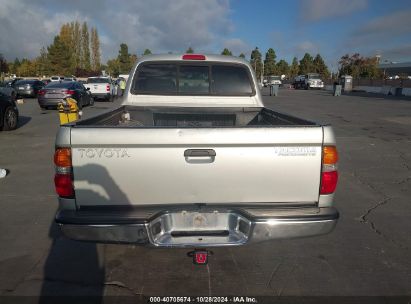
184 149 216 157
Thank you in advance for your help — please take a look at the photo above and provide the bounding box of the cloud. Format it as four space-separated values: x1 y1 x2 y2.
222 38 249 55
378 44 411 62
341 9 411 61
301 0 367 22
0 0 232 61
351 9 411 42
294 41 320 56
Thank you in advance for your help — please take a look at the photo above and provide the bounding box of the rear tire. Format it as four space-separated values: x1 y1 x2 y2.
77 99 83 110
3 107 18 131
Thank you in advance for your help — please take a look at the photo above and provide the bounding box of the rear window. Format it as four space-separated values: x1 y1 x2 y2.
15 80 36 85
308 74 321 79
131 62 254 96
87 77 110 84
212 65 253 95
45 82 74 88
134 64 177 93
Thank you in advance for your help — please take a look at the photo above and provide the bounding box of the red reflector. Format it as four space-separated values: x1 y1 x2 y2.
320 171 338 194
194 251 208 265
182 54 206 60
54 174 74 197
106 85 110 92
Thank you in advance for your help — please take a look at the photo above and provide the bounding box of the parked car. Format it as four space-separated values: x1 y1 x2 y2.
38 81 93 110
0 91 19 131
267 75 282 86
63 76 77 82
0 82 17 101
293 73 324 90
54 54 339 255
50 76 64 82
13 79 45 98
84 76 115 101
5 78 23 88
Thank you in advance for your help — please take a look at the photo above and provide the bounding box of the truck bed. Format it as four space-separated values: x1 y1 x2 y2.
75 106 317 128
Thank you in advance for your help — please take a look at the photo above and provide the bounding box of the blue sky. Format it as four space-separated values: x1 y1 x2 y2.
227 0 411 68
1 0 410 70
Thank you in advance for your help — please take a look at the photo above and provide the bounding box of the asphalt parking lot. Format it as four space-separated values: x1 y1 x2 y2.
0 89 410 300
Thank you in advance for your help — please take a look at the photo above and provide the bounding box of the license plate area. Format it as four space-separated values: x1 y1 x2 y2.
148 211 251 247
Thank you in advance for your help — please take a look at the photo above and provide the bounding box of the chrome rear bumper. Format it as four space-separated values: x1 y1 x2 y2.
57 206 338 247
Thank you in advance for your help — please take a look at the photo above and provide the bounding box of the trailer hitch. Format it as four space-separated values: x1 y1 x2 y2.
187 249 213 265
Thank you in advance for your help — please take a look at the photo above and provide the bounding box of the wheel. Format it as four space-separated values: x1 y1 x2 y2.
3 107 18 131
76 99 83 110
89 97 95 106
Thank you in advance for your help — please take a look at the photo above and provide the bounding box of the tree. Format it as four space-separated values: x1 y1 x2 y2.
71 21 81 70
17 58 37 77
276 60 289 77
106 58 120 77
299 53 314 75
250 47 263 81
81 22 91 71
239 53 246 59
221 48 232 56
186 47 194 54
130 54 138 66
90 27 101 71
0 54 8 74
59 23 75 71
313 54 330 79
338 53 381 79
37 47 49 76
47 36 73 75
117 43 131 73
289 57 299 78
264 48 277 76
143 49 152 55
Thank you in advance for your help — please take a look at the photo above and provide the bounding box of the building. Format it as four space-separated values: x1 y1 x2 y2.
378 62 411 78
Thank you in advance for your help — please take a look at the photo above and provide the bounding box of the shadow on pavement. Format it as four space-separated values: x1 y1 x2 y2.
40 164 135 302
39 224 105 302
17 116 31 128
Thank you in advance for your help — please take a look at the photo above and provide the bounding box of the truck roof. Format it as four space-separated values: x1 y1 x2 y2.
137 54 250 65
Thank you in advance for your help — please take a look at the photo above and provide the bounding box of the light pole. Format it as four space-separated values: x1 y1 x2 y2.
261 60 264 85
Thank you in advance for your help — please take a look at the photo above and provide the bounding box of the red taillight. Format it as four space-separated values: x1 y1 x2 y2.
38 89 46 96
106 85 110 92
54 173 74 197
64 90 75 95
54 148 74 198
320 171 338 194
320 146 339 194
182 54 206 60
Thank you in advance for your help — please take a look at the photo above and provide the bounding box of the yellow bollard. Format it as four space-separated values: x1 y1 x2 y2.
58 98 80 125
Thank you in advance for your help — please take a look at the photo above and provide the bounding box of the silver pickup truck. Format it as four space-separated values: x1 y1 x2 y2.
54 54 339 249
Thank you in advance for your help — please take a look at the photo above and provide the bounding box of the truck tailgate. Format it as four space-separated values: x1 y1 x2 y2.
85 84 108 94
71 127 323 207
